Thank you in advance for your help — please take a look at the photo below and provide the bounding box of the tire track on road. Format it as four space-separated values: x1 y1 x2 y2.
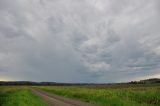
31 88 97 106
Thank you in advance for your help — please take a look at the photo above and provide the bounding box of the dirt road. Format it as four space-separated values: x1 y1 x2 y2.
31 88 97 106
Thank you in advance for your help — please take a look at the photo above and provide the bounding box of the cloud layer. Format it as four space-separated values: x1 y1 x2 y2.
0 0 160 82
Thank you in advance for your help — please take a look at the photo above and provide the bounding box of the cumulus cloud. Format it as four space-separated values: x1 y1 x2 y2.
0 0 160 82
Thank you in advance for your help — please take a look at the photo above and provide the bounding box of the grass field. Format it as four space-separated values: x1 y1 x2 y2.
37 84 160 106
0 86 47 106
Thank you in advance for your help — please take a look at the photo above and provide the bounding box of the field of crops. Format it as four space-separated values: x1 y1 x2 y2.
0 86 47 106
37 84 160 106
0 84 160 106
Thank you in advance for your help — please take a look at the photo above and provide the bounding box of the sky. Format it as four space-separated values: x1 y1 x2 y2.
0 0 160 83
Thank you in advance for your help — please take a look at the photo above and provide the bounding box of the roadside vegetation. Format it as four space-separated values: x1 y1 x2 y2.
0 86 48 106
37 84 160 106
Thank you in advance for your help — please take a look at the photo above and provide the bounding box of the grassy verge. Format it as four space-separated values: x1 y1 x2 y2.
37 84 160 106
0 86 48 106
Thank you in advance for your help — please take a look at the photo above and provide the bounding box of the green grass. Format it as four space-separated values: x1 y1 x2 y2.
36 84 160 106
0 86 48 106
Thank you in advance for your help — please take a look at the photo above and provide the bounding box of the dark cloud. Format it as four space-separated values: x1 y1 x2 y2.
0 0 160 82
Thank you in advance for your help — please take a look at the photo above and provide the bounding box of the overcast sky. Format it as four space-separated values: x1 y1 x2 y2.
0 0 160 83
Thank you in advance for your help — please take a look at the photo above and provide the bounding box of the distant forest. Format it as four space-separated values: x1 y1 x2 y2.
0 78 160 86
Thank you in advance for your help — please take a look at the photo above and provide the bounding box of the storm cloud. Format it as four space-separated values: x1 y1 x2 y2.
0 0 160 82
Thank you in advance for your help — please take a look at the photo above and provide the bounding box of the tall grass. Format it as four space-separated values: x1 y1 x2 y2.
0 86 48 106
37 84 160 106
